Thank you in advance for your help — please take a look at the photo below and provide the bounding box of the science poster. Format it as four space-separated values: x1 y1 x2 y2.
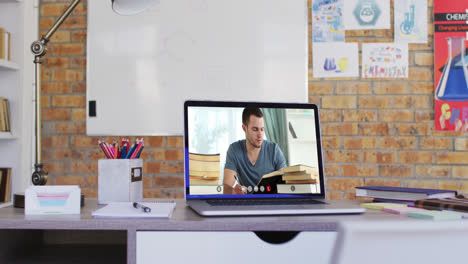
434 0 468 131
312 42 359 78
344 0 390 30
394 0 428 43
312 0 344 42
362 43 408 79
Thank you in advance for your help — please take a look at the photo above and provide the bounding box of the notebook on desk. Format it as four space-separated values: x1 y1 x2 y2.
183 100 365 216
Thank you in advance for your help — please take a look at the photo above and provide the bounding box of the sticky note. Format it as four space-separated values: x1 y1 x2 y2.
360 203 407 210
382 206 427 215
407 210 462 221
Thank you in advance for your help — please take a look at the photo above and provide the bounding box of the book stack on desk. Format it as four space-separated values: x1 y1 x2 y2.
277 164 320 194
355 186 457 205
414 197 468 213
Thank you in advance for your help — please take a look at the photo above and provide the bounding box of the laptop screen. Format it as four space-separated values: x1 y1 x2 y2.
184 101 325 199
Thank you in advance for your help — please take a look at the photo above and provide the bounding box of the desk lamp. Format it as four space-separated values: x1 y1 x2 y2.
30 0 158 185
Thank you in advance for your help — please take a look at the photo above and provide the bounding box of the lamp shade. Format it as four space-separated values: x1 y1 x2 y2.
111 0 158 15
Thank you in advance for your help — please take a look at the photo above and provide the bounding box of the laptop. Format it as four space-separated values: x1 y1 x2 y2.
184 100 365 216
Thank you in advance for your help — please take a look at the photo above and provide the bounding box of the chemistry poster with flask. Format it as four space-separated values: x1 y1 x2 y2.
434 0 468 131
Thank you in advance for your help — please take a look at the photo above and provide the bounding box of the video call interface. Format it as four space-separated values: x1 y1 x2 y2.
186 105 323 198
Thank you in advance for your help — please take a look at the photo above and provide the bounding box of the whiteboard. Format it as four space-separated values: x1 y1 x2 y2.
87 0 308 136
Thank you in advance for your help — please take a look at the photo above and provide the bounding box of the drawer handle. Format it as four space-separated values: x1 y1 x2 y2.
254 231 300 244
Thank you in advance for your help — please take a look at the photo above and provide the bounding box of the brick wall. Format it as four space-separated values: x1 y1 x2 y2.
39 0 468 200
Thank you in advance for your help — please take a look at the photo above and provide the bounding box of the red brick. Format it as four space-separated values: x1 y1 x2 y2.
53 149 83 160
420 138 452 150
54 175 85 187
322 96 356 109
358 123 391 136
403 180 439 189
322 123 358 136
328 178 364 192
343 110 377 122
72 109 86 121
42 109 70 120
61 16 87 29
416 166 450 177
342 164 376 177
70 161 97 174
41 3 86 16
52 44 84 56
362 151 397 163
52 69 84 82
154 175 184 188
380 137 416 150
415 111 433 122
52 95 85 107
336 82 371 95
373 82 408 94
359 96 392 108
55 122 85 134
44 57 69 68
343 137 378 149
167 136 183 148
324 164 340 177
399 151 433 163
414 52 434 66
43 161 68 174
453 167 468 178
71 30 87 42
322 137 341 149
86 175 98 187
42 82 70 94
320 110 342 122
49 30 71 43
379 110 413 122
308 82 334 95
165 162 184 174
409 82 434 94
408 68 433 81
144 161 164 173
72 136 100 147
325 150 360 163
145 137 165 147
42 136 69 148
364 178 400 187
41 96 50 108
71 82 86 93
455 138 468 151
395 124 430 135
379 165 413 177
82 188 98 198
326 192 342 200
436 152 468 164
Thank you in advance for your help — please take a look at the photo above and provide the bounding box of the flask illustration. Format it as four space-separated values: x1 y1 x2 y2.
435 37 468 101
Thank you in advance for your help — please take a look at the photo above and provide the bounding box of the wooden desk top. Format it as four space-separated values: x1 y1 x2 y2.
0 199 424 232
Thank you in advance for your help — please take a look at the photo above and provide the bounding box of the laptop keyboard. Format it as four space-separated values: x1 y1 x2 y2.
206 199 325 206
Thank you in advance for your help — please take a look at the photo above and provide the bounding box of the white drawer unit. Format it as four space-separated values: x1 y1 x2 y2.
136 231 336 264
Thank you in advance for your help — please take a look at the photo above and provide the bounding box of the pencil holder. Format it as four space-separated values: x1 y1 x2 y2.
98 159 143 204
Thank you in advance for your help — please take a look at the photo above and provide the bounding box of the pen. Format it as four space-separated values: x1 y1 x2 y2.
133 202 151 213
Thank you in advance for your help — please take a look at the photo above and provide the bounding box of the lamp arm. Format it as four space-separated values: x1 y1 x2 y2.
30 0 81 185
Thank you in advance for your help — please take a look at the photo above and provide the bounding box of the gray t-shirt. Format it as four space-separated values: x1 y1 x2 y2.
224 139 287 187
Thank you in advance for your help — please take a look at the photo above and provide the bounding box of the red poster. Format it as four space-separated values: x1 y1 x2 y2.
434 0 468 131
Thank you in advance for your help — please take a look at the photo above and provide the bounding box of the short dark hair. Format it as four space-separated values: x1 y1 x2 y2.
242 108 263 126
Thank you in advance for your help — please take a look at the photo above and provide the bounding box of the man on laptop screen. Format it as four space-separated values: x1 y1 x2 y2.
223 107 287 195
184 101 364 216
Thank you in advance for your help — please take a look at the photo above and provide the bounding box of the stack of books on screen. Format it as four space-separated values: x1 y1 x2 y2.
355 186 457 205
188 153 222 194
0 168 11 202
0 27 11 61
277 164 320 194
0 97 10 132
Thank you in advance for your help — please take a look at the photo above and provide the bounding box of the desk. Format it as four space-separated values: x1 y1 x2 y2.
0 199 433 264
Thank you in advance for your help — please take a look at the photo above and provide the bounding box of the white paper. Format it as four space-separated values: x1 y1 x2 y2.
25 185 81 215
394 0 428 43
344 0 390 30
362 43 409 79
92 201 176 218
313 42 359 78
312 0 345 42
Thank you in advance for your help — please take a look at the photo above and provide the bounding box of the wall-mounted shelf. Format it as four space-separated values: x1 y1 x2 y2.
0 132 15 139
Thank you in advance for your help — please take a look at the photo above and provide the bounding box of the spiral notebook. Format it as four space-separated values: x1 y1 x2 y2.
92 201 176 218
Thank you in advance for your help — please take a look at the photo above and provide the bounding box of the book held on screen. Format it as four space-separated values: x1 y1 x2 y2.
189 153 221 194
